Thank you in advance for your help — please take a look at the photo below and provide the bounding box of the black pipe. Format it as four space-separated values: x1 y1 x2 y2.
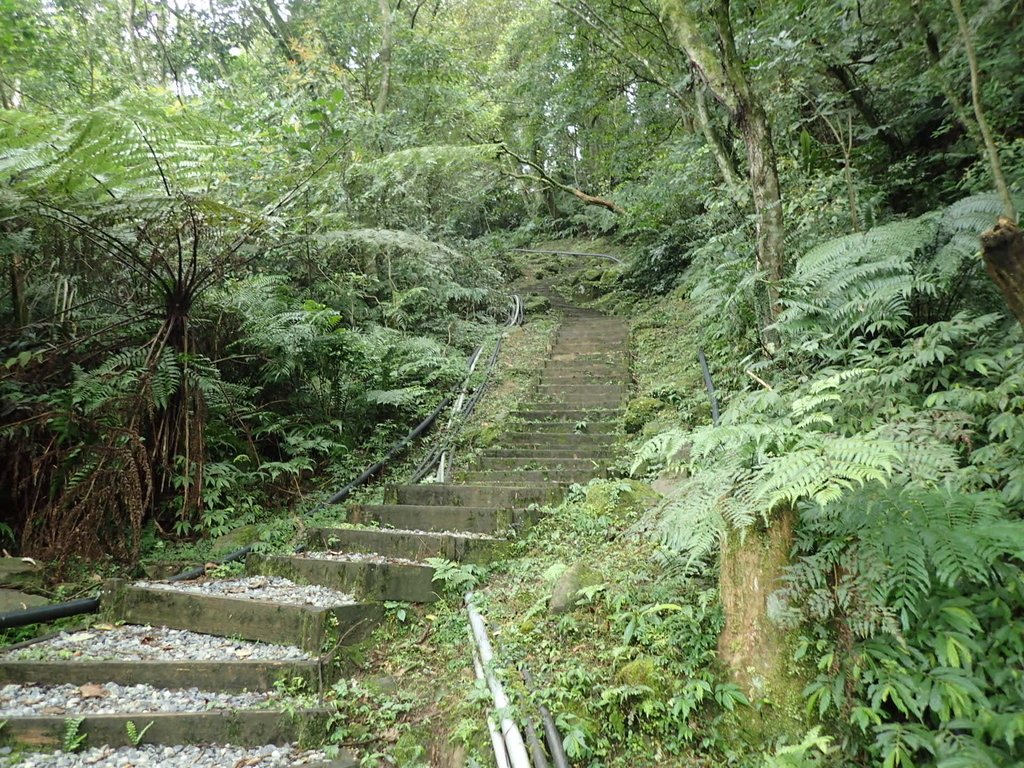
697 349 720 426
524 713 550 768
167 544 254 583
0 597 100 630
522 667 570 768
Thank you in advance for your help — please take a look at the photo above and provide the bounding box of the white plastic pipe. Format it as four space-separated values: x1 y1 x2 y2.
466 593 532 768
471 634 512 768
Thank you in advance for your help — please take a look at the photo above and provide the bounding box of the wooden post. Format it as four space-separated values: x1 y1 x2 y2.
981 217 1024 326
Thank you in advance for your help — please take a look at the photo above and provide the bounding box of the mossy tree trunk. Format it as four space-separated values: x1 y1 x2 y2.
718 507 795 697
659 0 785 345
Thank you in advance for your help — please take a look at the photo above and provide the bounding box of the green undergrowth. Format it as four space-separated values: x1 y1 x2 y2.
337 478 785 767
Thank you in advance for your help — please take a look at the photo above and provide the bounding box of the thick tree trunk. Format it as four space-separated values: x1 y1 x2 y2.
718 507 797 701
981 217 1024 326
739 102 785 329
660 0 785 338
375 0 394 113
693 84 744 198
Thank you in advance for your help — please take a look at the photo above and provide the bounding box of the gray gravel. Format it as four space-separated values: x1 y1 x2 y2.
303 550 421 566
0 683 275 717
136 576 357 607
0 743 330 767
4 624 312 663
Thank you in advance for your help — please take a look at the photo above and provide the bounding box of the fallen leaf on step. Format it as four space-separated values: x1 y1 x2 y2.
232 758 260 768
40 706 65 715
66 632 95 642
234 648 253 658
92 623 116 631
78 683 109 699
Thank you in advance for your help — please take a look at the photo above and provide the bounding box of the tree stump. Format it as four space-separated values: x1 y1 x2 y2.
981 216 1024 326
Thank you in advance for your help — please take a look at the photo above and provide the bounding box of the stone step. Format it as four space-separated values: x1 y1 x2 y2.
539 372 629 384
509 421 614 434
475 456 606 472
103 581 380 654
0 658 319 692
480 447 615 459
309 527 503 564
529 401 624 412
0 709 329 749
248 553 439 603
459 469 604 484
504 430 619 444
386 483 562 508
535 383 628 397
349 504 530 534
512 408 622 422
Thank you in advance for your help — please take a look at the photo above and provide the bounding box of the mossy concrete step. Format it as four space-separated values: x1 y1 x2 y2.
349 503 531 534
552 354 622 362
386 483 561 508
248 553 438 603
504 430 619 444
516 421 618 434
481 447 615 459
476 456 606 471
0 658 319 692
460 469 604 484
536 384 628 398
102 581 381 654
539 372 629 384
532 393 618 405
513 408 621 422
309 527 503 564
0 709 330 749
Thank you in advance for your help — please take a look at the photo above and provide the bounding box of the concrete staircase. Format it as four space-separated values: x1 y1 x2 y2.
0 289 630 763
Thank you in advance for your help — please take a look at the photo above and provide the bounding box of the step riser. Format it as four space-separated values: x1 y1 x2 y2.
476 457 606 471
536 385 628 396
104 583 380 653
387 484 562 508
512 421 614 434
0 660 319 692
505 431 618 443
513 410 621 422
481 448 615 459
310 528 502 564
350 504 528 534
248 553 438 603
460 470 606 483
0 710 328 749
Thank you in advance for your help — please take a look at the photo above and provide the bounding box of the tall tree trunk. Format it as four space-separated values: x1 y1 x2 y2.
693 84 744 198
375 0 394 113
659 0 785 340
949 0 1016 220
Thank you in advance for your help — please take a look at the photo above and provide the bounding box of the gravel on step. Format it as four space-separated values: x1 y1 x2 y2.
0 743 329 767
136 576 356 607
3 624 312 663
301 551 421 566
343 526 497 540
0 682 277 717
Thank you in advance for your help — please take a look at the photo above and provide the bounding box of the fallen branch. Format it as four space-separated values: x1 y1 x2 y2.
499 144 624 214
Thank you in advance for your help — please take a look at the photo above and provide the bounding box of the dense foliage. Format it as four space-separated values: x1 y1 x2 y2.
2 0 1023 765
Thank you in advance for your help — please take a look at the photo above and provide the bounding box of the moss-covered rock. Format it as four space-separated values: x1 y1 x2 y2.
524 293 552 314
583 479 658 518
211 524 261 555
615 656 662 689
622 396 667 434
549 562 602 615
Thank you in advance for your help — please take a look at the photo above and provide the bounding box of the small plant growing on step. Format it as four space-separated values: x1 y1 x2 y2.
125 720 153 746
574 420 588 433
63 717 87 753
425 558 486 592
